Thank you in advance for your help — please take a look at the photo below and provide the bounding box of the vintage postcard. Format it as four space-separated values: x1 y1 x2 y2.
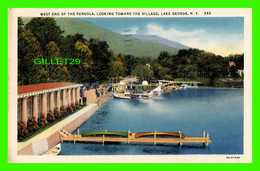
8 8 252 163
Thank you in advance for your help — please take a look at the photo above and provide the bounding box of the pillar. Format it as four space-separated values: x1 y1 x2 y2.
67 89 71 106
50 92 54 113
62 89 66 108
42 93 47 117
127 130 130 144
179 130 182 147
33 95 38 120
72 88 75 105
206 133 209 147
56 91 60 113
76 87 80 105
21 97 27 126
102 133 105 145
154 130 156 146
75 88 78 105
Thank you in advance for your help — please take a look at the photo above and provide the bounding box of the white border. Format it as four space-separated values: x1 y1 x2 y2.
8 8 252 163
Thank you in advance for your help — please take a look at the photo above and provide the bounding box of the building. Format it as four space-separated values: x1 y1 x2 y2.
17 82 83 126
229 61 236 67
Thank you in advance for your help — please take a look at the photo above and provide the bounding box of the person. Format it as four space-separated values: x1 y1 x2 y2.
96 89 99 97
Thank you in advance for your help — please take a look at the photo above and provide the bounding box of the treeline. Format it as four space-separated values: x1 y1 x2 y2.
151 49 244 86
18 17 243 87
111 49 244 86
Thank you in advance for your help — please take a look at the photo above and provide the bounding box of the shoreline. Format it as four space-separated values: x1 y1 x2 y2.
198 86 244 89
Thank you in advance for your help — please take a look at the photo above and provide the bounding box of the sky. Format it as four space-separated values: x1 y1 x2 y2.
80 17 244 56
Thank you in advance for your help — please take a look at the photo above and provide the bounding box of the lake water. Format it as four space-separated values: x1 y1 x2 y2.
60 88 244 155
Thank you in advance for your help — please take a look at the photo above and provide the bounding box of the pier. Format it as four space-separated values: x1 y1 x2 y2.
59 129 212 147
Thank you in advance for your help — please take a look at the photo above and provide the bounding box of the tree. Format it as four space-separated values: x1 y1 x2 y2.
158 51 170 65
45 41 71 82
158 67 172 80
72 41 93 83
60 34 95 83
229 66 239 78
18 17 24 35
18 20 47 85
110 55 125 80
25 17 64 52
88 39 112 83
151 60 162 79
60 35 77 59
122 55 139 76
60 33 87 62
198 52 223 85
132 64 154 81
184 64 198 78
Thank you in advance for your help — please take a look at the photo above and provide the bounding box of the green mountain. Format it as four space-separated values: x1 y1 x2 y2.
22 17 179 58
54 18 178 58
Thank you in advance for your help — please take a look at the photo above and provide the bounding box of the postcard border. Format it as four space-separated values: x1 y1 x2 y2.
7 7 252 164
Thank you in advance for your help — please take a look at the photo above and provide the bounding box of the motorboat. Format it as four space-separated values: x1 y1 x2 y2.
114 86 161 99
113 92 131 99
180 84 188 89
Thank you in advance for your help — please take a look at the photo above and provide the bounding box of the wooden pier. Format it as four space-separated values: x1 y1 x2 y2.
59 129 212 147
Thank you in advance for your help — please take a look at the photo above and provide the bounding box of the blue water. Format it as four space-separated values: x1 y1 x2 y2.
60 88 244 155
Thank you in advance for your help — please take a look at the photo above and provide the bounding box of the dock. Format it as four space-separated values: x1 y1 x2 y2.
59 129 212 147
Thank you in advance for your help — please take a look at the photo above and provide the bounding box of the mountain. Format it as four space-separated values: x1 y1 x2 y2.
22 18 183 58
126 34 189 50
54 18 180 58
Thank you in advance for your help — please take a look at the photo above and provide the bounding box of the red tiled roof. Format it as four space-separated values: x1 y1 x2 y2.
18 82 78 94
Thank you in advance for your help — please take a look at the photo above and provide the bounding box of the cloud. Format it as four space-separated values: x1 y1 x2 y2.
145 24 243 56
146 24 205 38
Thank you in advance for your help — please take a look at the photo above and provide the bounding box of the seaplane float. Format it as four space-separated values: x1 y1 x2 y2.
113 86 162 99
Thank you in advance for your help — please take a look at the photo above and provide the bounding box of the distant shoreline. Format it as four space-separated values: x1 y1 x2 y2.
198 86 244 89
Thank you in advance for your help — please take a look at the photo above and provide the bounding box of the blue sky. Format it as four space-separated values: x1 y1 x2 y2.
80 17 244 56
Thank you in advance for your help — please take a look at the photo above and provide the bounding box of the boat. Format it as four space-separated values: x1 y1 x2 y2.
113 92 131 99
179 82 200 89
135 132 185 139
180 83 188 89
163 86 174 93
114 86 162 99
43 143 61 155
130 92 156 99
132 86 162 99
149 86 162 95
82 131 128 137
